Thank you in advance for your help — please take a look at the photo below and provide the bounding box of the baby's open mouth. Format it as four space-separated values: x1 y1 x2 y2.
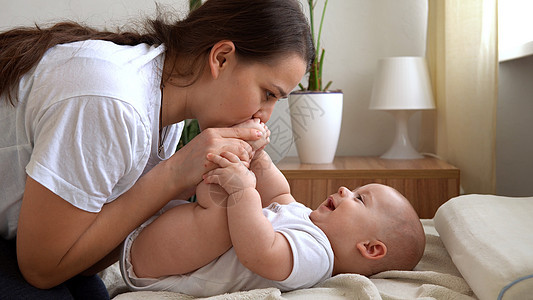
326 197 336 210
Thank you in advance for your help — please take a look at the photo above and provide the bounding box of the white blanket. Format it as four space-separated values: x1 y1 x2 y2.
101 220 476 300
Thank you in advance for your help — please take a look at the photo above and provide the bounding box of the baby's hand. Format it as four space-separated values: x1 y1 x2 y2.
203 152 256 195
232 119 270 152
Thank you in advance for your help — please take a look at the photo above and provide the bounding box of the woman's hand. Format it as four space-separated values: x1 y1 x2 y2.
165 125 265 196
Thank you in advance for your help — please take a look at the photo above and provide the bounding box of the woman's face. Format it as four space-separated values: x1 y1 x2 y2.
195 53 307 130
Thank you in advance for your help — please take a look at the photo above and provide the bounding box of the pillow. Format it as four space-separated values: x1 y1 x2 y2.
434 194 533 300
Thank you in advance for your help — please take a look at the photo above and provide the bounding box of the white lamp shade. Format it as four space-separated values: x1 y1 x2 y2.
369 57 435 110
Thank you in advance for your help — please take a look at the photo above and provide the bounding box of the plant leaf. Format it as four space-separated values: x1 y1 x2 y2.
189 0 202 11
323 81 333 91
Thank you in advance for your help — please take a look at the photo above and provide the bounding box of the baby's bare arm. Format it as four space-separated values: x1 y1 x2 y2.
204 153 293 281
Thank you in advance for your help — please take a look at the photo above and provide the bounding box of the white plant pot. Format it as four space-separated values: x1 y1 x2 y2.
288 91 343 164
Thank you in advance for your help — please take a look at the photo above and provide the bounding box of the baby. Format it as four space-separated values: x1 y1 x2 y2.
120 124 425 297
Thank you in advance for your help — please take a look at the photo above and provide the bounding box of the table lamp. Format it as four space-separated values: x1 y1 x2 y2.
369 56 435 159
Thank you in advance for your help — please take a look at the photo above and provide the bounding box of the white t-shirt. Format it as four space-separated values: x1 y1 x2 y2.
0 40 182 239
121 202 334 297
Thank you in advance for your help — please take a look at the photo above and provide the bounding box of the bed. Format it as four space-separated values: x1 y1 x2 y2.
99 194 533 300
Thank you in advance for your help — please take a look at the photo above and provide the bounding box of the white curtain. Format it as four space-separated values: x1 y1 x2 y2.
424 0 498 194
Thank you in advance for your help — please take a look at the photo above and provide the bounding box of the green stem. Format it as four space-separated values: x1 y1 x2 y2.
308 0 315 46
319 48 325 90
308 1 318 90
317 0 328 90
317 0 328 63
308 0 329 91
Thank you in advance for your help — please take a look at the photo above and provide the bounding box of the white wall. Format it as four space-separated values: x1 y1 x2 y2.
496 1 533 196
498 0 533 57
497 57 533 197
0 0 189 30
1 0 429 163
267 0 429 161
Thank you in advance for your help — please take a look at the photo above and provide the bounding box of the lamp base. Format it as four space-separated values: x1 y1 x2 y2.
380 110 424 160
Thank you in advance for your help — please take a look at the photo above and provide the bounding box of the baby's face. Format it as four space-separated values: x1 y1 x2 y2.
310 183 404 248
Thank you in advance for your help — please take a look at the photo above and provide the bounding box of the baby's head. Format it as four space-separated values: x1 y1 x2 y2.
310 183 425 276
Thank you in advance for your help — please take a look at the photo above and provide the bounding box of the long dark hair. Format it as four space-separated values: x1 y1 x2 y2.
0 0 314 105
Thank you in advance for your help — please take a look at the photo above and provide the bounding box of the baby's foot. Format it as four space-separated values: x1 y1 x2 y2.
232 119 270 151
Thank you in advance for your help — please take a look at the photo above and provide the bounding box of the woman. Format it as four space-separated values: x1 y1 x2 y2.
0 0 313 298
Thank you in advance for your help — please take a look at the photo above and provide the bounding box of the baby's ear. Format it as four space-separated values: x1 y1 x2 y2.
356 240 387 260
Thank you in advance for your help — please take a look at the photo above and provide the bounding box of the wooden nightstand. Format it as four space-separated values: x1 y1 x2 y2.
276 156 460 219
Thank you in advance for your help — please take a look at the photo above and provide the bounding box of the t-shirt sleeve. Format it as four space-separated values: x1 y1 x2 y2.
275 228 333 290
26 97 150 212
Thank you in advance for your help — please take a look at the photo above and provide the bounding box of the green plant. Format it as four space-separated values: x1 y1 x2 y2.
177 119 200 149
299 0 332 92
189 0 202 11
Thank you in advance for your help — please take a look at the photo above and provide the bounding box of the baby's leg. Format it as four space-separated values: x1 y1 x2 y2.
130 181 231 278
